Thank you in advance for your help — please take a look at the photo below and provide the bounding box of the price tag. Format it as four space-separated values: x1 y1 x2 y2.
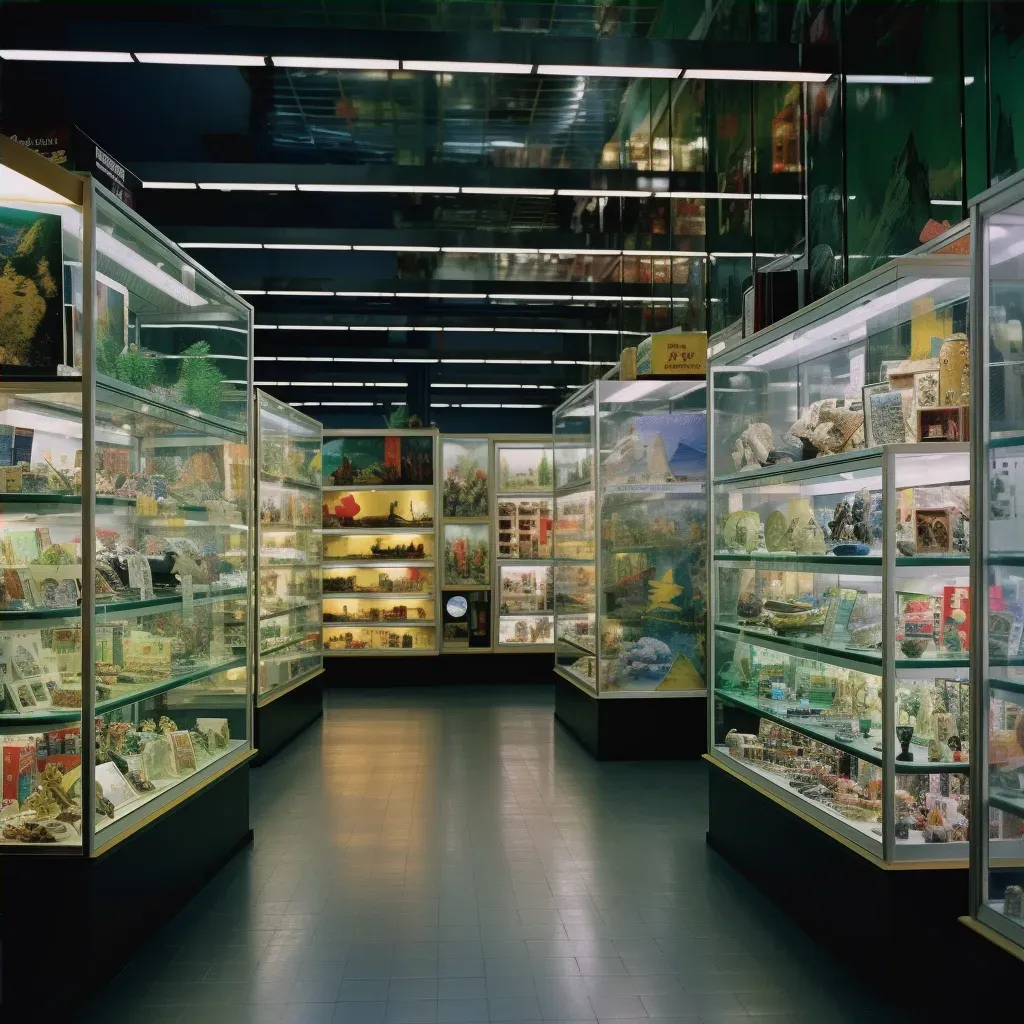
126 553 142 590
181 574 194 624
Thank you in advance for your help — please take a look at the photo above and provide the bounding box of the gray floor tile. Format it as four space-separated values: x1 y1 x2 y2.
78 686 919 1024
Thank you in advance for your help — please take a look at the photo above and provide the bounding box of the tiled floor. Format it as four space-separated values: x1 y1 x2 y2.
78 685 914 1023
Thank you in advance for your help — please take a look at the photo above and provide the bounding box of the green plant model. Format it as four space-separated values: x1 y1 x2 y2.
114 344 157 389
176 341 224 415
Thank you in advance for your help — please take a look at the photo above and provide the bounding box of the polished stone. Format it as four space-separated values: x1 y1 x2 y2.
77 685 916 1023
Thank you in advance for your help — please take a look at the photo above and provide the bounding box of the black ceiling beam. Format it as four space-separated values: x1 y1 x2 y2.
0 10 838 75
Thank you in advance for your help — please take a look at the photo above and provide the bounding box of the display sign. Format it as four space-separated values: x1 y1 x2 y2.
636 328 707 378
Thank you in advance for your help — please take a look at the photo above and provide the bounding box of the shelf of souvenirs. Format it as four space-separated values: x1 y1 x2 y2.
257 664 324 708
322 482 434 492
714 443 972 489
985 552 1024 568
323 631 437 655
259 631 320 658
553 554 597 565
989 788 1024 819
259 557 318 569
441 516 490 526
259 598 320 621
322 590 432 601
558 633 596 656
602 481 706 498
715 687 969 774
714 622 970 674
714 551 969 572
259 472 320 493
324 613 435 627
1 583 248 624
260 523 321 534
2 491 245 522
441 584 490 592
988 674 1024 700
499 609 554 619
321 526 434 536
0 655 248 728
497 491 553 501
990 432 1024 451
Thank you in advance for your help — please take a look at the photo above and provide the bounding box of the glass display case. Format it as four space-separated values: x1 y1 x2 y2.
969 170 1024 945
709 255 976 866
441 436 492 652
0 137 253 854
321 429 439 654
255 391 322 705
553 381 708 697
493 438 554 651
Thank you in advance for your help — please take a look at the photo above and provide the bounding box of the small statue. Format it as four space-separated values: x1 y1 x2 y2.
731 422 774 471
851 488 872 545
95 782 115 819
896 725 914 761
828 499 852 542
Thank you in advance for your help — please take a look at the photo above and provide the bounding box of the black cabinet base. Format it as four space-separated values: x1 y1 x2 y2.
707 759 971 995
554 672 706 760
254 673 324 764
0 758 252 1010
322 652 552 686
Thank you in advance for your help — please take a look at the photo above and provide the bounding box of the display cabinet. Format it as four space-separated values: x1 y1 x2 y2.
492 436 554 652
440 435 492 652
254 391 323 758
707 257 977 871
969 169 1024 953
0 135 254 1002
321 428 439 655
552 380 707 757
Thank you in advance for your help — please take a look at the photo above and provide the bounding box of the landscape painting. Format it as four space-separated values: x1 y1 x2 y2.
0 204 64 369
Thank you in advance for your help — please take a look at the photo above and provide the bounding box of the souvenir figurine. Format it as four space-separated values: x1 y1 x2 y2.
731 422 774 471
851 488 872 545
828 499 853 543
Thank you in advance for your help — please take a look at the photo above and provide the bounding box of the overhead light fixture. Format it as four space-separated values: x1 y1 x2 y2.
135 52 266 66
440 246 539 254
254 325 276 330
320 401 374 407
142 180 197 190
441 359 485 364
182 242 263 249
538 248 623 256
398 292 488 300
335 291 395 298
271 56 399 70
538 64 681 79
197 183 296 191
347 326 392 332
278 325 348 331
557 189 652 198
654 190 749 200
683 69 832 82
353 244 441 252
265 243 352 250
403 60 533 75
334 357 393 362
393 358 439 363
461 186 556 197
297 183 459 194
237 289 268 295
440 326 495 332
490 293 571 302
0 49 133 62
266 290 334 296
846 74 933 85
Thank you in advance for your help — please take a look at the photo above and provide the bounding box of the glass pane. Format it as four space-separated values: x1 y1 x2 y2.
497 564 553 648
442 438 489 518
0 387 85 848
442 523 489 587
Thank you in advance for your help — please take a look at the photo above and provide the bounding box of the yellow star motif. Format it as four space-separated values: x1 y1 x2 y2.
648 569 683 612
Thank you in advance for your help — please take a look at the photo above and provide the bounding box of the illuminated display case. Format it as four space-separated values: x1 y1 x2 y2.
707 256 977 870
441 435 492 652
554 380 708 697
0 136 255 1002
493 437 554 652
254 391 323 756
969 170 1024 953
321 428 439 655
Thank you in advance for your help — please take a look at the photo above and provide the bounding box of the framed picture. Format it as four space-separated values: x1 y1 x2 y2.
918 405 968 443
94 760 137 809
914 507 952 554
863 384 906 446
169 729 197 775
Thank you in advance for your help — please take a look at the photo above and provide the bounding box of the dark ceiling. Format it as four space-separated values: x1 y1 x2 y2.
0 0 832 430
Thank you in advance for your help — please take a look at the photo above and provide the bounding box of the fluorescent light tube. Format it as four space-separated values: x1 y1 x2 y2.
654 190 749 200
335 357 393 362
321 401 374 406
335 291 395 298
279 325 349 331
182 242 263 249
397 292 488 299
135 53 266 66
0 49 133 62
347 326 392 332
96 230 207 307
393 358 439 363
461 186 556 196
142 181 197 190
264 243 352 250
490 293 572 301
298 183 460 194
403 60 533 75
440 326 495 332
538 248 623 256
441 246 539 254
272 56 399 70
198 182 296 191
432 384 467 389
846 74 933 85
353 244 441 252
557 189 652 198
440 359 485 364
236 289 267 295
538 64 681 79
266 290 334 296
684 69 832 82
